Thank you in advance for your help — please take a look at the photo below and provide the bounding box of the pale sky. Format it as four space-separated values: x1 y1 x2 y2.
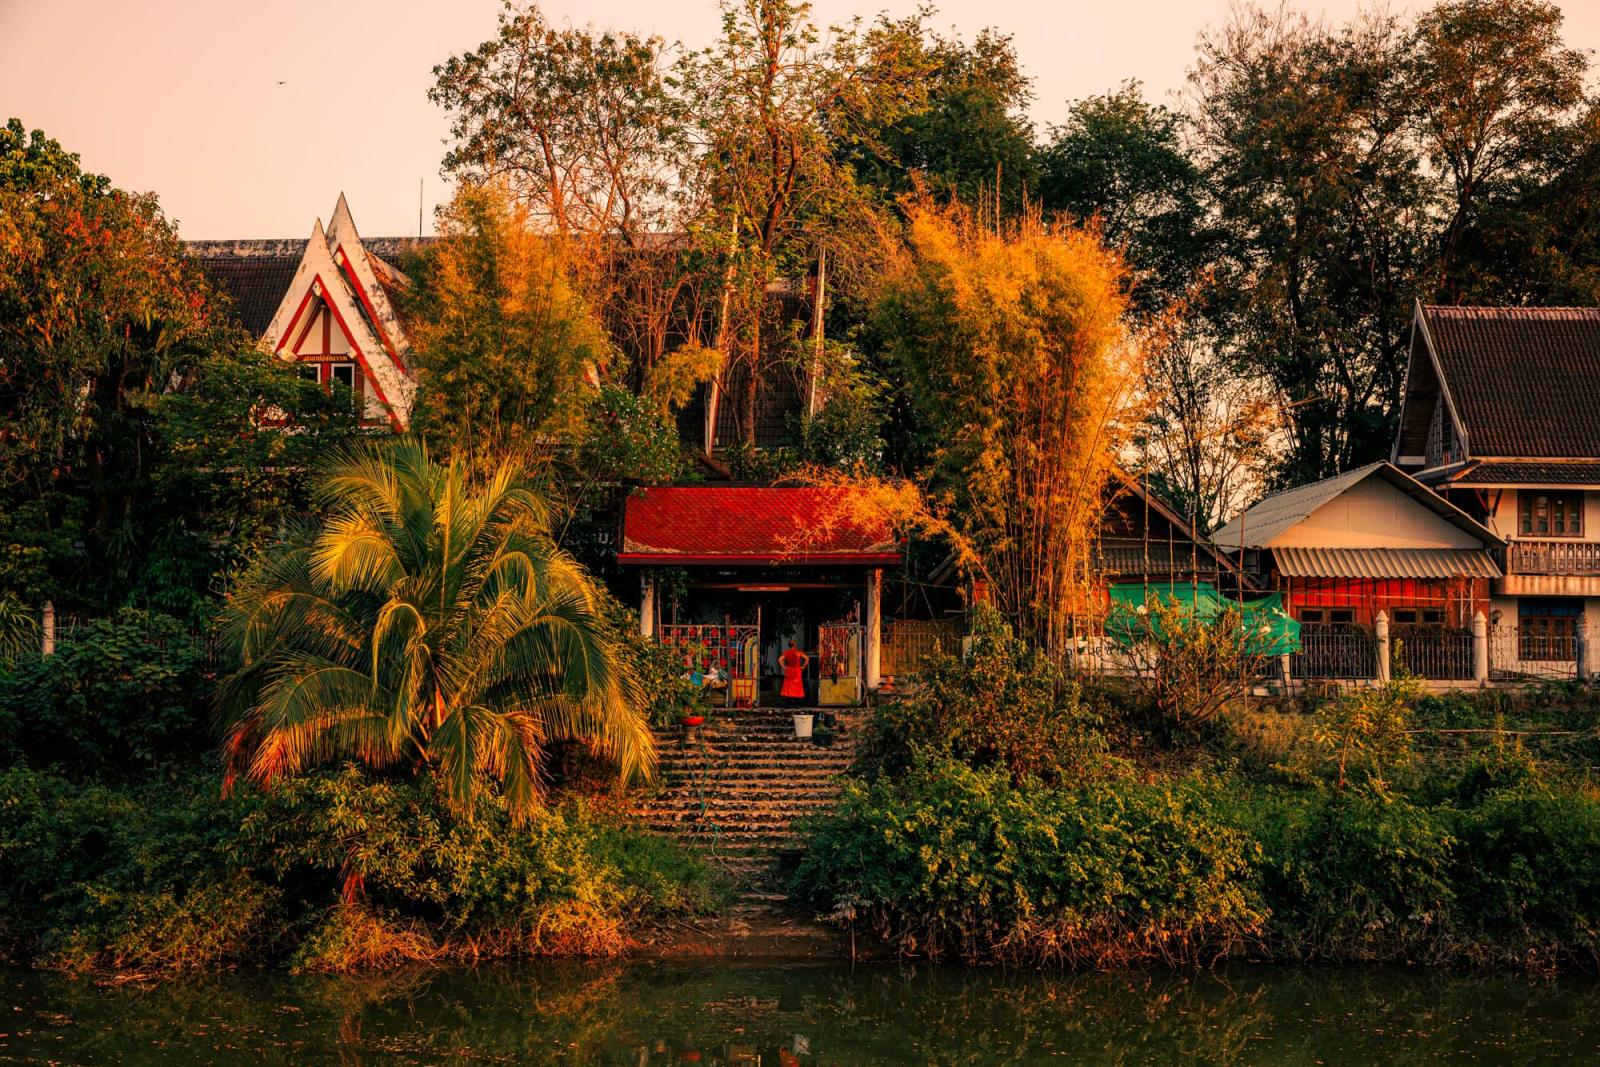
2 0 1597 239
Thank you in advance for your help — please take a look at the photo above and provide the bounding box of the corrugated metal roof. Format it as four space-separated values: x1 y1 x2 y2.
1211 462 1504 550
1273 547 1502 579
1212 464 1381 549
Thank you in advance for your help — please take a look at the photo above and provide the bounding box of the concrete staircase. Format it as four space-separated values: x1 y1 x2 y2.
632 706 860 886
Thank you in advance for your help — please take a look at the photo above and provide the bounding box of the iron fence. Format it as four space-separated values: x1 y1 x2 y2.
1392 629 1475 680
1291 623 1377 680
880 618 965 678
1489 624 1580 682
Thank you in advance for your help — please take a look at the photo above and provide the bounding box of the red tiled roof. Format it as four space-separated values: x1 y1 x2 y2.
619 486 901 565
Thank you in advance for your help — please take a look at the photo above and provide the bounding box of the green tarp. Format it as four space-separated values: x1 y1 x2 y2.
1105 582 1301 655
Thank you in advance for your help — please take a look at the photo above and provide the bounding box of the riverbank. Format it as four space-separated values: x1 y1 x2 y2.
0 766 730 978
9 959 1600 1064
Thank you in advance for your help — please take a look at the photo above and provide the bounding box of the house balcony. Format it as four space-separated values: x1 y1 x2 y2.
1496 539 1600 597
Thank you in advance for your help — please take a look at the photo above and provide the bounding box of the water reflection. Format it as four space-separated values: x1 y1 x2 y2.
3 961 1599 1064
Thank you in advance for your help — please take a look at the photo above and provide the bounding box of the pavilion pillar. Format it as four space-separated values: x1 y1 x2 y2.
865 567 882 692
640 576 655 639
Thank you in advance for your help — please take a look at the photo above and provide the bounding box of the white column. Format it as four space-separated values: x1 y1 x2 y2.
41 601 55 656
639 577 655 639
1472 610 1489 687
865 567 882 691
1374 610 1391 684
1578 622 1591 683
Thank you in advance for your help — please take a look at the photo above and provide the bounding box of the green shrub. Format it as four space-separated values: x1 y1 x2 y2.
1243 785 1457 961
1445 767 1600 962
0 608 212 777
862 605 1122 784
235 767 725 943
0 764 724 976
792 757 1264 965
0 768 275 972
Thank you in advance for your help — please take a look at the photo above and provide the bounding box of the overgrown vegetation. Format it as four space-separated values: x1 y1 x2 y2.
796 641 1600 970
0 766 725 977
7 0 1600 984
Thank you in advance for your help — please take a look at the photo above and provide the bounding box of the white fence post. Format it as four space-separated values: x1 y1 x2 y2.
639 577 655 638
1278 653 1292 692
1374 610 1391 685
41 600 55 656
1472 610 1489 687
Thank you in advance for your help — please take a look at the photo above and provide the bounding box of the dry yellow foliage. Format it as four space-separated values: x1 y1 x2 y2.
872 201 1148 657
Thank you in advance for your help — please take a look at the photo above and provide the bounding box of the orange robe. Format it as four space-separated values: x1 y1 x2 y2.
780 648 807 698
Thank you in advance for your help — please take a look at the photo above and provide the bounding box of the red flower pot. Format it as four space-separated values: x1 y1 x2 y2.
679 714 705 728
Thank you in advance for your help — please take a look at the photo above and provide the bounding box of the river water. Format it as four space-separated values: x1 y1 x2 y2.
4 961 1599 1064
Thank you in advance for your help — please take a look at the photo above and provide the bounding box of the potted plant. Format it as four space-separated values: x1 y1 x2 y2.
811 721 836 748
674 676 706 728
792 710 814 739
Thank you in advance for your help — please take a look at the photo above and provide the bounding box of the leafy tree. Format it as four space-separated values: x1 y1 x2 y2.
844 27 1036 210
1188 1 1596 488
406 184 612 468
431 3 684 241
430 3 710 379
1189 8 1429 485
679 0 925 446
0 118 361 621
216 439 654 820
1037 82 1211 311
1410 0 1590 298
874 202 1143 656
1448 103 1600 305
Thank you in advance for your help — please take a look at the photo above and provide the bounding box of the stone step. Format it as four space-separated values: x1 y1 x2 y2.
639 798 835 811
635 708 858 894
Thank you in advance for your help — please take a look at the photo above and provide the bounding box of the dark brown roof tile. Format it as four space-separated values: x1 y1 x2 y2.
1422 305 1600 459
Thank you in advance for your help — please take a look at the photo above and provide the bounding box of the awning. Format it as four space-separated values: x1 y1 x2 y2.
1272 547 1501 579
618 486 902 566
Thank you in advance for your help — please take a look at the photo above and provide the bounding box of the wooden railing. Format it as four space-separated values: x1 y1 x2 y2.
1507 538 1600 575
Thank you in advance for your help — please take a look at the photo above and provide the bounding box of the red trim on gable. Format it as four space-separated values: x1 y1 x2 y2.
274 272 403 431
334 244 404 370
313 276 402 431
274 286 319 355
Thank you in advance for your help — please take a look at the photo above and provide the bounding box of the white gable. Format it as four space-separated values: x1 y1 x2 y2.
260 205 415 430
1271 477 1485 550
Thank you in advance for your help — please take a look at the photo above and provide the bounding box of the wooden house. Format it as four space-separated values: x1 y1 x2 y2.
1394 303 1600 669
1211 462 1502 627
1211 462 1502 680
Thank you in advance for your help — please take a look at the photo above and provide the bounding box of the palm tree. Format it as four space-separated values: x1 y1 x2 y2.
217 438 653 819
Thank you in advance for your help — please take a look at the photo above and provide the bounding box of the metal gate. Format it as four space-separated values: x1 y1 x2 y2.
817 623 864 706
657 623 761 706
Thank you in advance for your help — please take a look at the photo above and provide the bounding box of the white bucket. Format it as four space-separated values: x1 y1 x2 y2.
793 713 814 739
